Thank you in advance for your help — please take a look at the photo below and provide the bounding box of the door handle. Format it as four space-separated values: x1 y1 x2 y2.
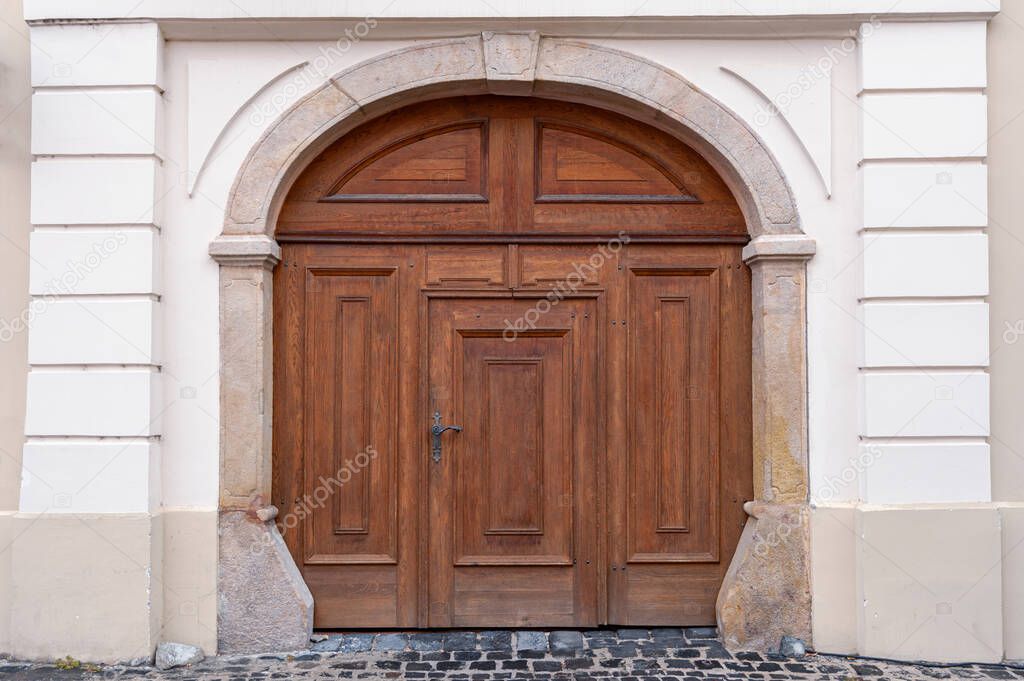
431 411 462 463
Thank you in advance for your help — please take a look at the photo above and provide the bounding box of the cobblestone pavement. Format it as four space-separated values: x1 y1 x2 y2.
3 629 1023 680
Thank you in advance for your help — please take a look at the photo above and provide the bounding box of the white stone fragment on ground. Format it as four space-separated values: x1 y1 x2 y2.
154 642 204 670
778 635 807 658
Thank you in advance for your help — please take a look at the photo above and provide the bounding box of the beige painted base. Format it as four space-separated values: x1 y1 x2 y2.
812 504 1010 664
809 504 857 655
8 513 161 664
0 513 14 655
0 510 218 663
859 506 1003 663
1001 504 1024 662
162 510 218 656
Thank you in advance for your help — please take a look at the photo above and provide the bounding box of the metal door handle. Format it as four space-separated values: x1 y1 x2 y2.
430 411 462 463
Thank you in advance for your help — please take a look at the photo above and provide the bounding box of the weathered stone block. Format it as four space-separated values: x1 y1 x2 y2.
550 631 584 656
482 31 539 95
217 512 313 654
515 631 548 652
154 642 204 670
717 503 812 652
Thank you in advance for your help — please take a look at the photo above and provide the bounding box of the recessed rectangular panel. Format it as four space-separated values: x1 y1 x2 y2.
426 246 506 288
516 245 610 289
657 297 691 532
484 359 544 535
454 331 571 565
333 296 371 534
627 268 719 563
304 268 398 565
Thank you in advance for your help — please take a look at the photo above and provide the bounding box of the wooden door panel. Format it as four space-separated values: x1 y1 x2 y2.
302 565 399 628
455 332 572 566
304 267 399 565
452 568 576 626
626 266 719 563
277 96 746 237
324 122 487 202
536 123 697 203
427 295 599 627
621 567 721 623
515 245 610 289
606 245 749 626
426 246 507 288
277 242 748 630
278 245 423 630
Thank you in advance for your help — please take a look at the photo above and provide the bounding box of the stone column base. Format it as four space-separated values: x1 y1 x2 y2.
717 502 812 652
218 511 313 654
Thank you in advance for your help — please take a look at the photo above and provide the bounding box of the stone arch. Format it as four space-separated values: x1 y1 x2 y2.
210 34 815 654
216 34 805 242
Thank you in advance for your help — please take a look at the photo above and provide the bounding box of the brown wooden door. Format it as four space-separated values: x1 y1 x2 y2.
279 246 422 628
273 96 752 630
606 246 750 625
426 295 600 627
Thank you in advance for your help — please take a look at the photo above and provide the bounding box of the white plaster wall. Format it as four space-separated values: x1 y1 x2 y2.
24 21 166 516
854 20 992 510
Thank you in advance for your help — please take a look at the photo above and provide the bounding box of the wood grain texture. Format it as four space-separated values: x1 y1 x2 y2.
277 96 744 237
272 96 751 629
427 297 599 626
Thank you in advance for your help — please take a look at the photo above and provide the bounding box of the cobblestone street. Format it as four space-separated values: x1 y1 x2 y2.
2 630 1022 681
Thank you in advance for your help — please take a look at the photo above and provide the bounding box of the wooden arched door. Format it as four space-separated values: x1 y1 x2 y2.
273 96 752 629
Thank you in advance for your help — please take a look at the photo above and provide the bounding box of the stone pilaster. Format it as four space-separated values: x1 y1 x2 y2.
743 236 814 504
210 235 281 509
210 235 312 654
717 235 814 651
